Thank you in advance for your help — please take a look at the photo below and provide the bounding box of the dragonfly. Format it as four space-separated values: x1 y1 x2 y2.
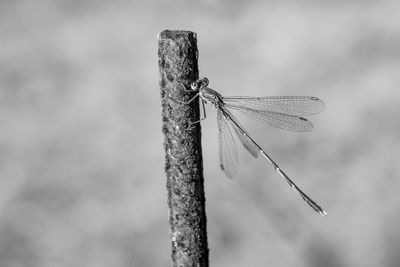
179 77 326 216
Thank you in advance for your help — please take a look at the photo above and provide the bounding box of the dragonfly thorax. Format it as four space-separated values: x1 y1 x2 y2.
199 87 223 106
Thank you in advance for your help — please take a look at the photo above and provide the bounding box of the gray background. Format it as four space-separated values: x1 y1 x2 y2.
1 1 399 266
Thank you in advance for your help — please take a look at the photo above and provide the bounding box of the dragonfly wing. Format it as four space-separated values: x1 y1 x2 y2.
225 104 314 132
222 108 259 158
223 96 325 116
217 109 239 178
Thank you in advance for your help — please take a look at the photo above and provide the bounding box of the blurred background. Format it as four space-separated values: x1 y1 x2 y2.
1 0 399 266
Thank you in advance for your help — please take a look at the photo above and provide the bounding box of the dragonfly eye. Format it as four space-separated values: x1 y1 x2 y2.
200 77 209 87
191 81 199 90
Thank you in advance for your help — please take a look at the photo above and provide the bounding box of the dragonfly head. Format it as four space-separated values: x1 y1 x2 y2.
191 77 209 91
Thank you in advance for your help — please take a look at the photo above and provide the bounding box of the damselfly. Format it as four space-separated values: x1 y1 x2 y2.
181 77 326 216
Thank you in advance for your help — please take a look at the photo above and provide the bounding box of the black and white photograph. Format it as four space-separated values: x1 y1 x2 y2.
1 1 399 266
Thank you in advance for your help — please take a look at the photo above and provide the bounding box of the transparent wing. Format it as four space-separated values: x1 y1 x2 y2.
220 107 327 216
217 109 239 178
222 108 259 158
224 104 314 132
223 96 325 116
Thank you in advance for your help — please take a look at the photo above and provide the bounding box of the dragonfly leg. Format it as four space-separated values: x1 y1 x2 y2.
168 82 199 104
186 100 207 129
184 100 207 130
168 92 200 105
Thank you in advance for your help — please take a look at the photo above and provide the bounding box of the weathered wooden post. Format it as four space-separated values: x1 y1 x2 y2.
158 30 209 267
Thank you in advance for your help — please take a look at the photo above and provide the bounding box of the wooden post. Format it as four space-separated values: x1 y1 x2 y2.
158 30 209 267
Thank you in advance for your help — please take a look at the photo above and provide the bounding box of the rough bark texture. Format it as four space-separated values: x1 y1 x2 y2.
158 30 209 267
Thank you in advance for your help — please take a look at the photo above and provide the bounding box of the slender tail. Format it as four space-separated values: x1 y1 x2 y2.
259 150 327 216
222 107 327 216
